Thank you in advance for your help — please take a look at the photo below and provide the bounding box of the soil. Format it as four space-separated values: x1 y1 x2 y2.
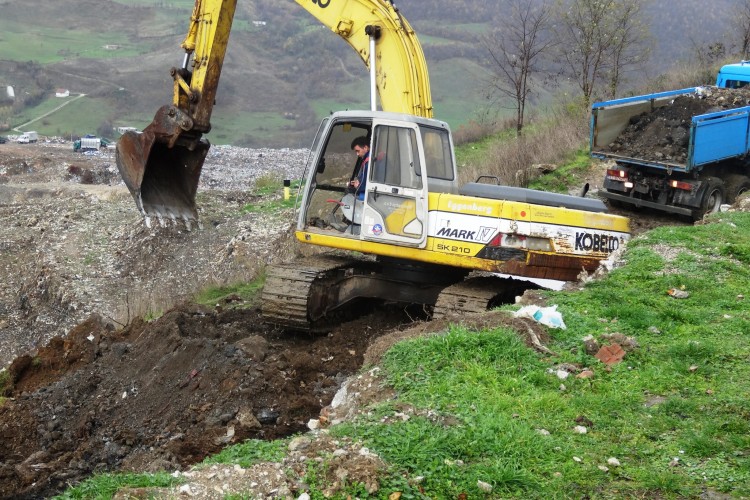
0 140 684 499
1 303 420 499
601 86 750 163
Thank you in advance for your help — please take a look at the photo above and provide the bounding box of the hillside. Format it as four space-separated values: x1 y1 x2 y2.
0 0 744 147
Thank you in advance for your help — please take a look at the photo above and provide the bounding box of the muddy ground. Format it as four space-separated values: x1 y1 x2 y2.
0 140 681 499
1 303 423 499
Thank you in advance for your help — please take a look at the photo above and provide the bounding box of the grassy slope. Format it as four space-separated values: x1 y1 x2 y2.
360 214 750 497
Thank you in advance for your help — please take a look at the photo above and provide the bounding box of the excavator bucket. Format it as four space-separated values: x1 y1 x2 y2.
116 105 209 226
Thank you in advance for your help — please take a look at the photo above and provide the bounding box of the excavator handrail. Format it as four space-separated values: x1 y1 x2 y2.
294 0 433 118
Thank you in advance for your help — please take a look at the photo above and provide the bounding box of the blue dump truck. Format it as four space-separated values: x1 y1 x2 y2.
591 61 750 219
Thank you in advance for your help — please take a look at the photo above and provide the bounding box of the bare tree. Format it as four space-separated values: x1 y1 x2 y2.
484 0 554 134
732 0 750 59
553 0 649 104
605 0 651 98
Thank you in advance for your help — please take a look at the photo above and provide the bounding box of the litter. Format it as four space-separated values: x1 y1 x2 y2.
514 304 566 329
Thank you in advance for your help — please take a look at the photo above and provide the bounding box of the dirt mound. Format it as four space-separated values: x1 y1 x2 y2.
0 301 416 499
602 86 750 163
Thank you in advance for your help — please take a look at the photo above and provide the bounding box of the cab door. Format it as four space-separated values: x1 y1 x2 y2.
360 120 429 247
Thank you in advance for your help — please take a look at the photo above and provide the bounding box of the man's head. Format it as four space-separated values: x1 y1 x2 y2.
351 136 370 158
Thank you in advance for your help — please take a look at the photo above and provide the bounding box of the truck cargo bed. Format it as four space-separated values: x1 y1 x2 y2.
591 87 750 172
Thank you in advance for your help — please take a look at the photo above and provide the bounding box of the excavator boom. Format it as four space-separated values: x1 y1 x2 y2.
297 0 432 118
116 0 431 224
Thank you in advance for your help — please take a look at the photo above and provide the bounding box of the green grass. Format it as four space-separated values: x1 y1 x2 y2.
454 127 518 167
52 472 180 499
193 277 265 309
0 25 139 64
201 439 287 468
527 148 596 193
143 309 163 322
0 369 9 401
12 96 118 138
240 176 303 214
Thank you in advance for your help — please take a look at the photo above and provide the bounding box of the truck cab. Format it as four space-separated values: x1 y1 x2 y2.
716 61 750 89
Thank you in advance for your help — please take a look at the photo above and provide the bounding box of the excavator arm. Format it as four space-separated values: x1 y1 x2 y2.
115 0 432 225
295 0 432 118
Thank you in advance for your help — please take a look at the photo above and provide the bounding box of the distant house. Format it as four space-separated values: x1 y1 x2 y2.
56 89 70 98
6 86 14 99
252 20 267 26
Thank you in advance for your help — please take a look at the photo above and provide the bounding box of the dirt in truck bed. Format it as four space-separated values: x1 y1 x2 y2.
0 140 685 498
601 86 750 164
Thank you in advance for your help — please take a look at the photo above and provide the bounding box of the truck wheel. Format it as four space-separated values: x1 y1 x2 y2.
693 177 725 220
725 174 750 204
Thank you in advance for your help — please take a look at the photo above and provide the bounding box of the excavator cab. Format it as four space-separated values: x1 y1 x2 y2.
298 110 439 248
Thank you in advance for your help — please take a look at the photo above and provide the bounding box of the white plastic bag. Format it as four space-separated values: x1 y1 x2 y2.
514 304 566 329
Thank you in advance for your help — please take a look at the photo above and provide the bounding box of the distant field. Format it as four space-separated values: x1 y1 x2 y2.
0 1 502 146
12 96 116 138
8 71 492 145
112 0 193 6
0 24 140 64
428 58 489 127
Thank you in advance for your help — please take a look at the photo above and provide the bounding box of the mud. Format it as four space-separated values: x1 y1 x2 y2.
0 302 418 499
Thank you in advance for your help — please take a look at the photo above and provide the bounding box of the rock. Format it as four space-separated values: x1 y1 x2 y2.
256 408 280 425
477 480 493 493
236 407 261 430
288 436 312 452
236 336 269 362
600 333 639 351
667 288 690 299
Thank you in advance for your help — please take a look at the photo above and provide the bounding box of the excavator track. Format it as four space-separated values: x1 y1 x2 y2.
261 254 375 331
432 276 536 320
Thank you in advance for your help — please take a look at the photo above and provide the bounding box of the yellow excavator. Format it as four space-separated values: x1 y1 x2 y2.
117 0 631 329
